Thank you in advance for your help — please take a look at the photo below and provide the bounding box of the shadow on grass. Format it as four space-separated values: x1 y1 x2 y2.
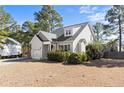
2 57 124 68
82 59 124 68
40 60 62 64
1 57 33 63
1 58 61 64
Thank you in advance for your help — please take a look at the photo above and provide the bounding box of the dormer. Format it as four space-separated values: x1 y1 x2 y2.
64 27 72 36
64 26 81 37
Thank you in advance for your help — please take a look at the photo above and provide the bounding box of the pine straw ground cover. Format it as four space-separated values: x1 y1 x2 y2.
0 59 124 86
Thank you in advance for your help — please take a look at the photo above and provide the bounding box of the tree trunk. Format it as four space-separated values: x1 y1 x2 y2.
118 15 122 52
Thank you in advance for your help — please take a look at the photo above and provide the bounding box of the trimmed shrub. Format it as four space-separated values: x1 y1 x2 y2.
86 42 103 60
67 53 82 64
47 51 65 62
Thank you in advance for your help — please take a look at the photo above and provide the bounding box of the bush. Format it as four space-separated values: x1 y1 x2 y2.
81 52 88 61
86 44 93 60
86 42 103 60
67 53 82 64
47 51 65 62
64 51 71 61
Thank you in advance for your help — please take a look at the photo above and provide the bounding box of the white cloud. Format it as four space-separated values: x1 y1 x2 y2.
88 12 105 22
79 5 97 14
88 12 109 24
92 7 98 11
79 5 112 23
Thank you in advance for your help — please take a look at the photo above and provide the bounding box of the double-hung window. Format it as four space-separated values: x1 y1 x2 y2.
59 44 70 51
65 29 71 36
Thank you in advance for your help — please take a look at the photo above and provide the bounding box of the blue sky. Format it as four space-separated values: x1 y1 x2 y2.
3 5 112 26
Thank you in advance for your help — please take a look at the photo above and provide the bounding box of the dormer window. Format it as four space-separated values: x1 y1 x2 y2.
65 29 72 36
64 26 80 37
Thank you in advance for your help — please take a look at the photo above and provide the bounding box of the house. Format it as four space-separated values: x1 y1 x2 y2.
0 38 22 57
30 22 96 60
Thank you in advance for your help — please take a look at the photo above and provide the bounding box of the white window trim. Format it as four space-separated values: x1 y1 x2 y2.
64 29 72 36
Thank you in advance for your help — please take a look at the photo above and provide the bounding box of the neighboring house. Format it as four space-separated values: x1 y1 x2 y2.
30 22 96 60
0 38 22 57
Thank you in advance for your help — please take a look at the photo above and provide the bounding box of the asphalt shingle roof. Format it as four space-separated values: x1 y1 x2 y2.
35 22 96 42
36 32 49 41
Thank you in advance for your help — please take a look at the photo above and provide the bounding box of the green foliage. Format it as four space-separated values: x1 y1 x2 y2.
0 7 16 32
86 44 92 59
93 22 104 41
64 51 71 61
105 5 124 52
34 5 63 32
81 52 88 61
106 39 118 52
47 50 89 64
47 51 65 62
0 7 17 46
21 21 38 48
86 42 103 60
67 53 82 64
93 22 110 43
105 5 124 25
22 21 38 33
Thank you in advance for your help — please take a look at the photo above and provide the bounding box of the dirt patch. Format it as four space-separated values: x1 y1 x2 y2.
0 59 124 87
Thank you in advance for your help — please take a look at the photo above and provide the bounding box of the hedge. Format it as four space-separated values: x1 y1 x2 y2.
47 51 65 62
47 50 89 64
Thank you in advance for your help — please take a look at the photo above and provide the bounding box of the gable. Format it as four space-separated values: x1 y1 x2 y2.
88 24 96 41
30 31 57 44
37 31 57 42
53 23 88 42
36 32 49 41
30 35 42 44
73 24 95 44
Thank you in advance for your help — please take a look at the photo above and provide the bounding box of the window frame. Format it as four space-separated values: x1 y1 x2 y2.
59 44 70 51
65 29 72 36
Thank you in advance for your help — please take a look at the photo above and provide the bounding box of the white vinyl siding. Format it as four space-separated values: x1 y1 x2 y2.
72 26 80 35
30 35 43 60
73 25 94 52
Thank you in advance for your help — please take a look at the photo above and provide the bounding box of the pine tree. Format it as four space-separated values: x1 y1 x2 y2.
34 5 63 32
105 5 124 52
